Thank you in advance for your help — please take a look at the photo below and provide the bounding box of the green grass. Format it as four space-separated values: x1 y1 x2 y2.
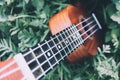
0 0 120 80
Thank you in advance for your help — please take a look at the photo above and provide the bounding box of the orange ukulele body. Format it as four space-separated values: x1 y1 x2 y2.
0 5 101 80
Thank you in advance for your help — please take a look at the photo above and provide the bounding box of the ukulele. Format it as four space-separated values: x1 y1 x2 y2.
0 4 102 80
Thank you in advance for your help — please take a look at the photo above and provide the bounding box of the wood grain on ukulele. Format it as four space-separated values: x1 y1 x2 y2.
0 3 102 80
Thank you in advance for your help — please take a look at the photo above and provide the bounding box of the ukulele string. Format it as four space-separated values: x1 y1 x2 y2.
76 16 92 27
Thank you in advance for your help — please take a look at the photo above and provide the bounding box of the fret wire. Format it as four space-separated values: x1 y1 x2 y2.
38 43 53 66
69 26 83 50
65 28 74 52
72 25 83 46
45 40 54 69
29 48 45 78
50 37 60 64
70 26 78 49
61 29 71 54
72 25 81 46
58 32 68 56
61 27 82 53
70 26 78 48
71 26 78 50
66 26 82 51
62 12 75 53
67 27 76 51
37 44 50 75
68 26 80 49
60 31 71 56
50 36 66 62
54 35 65 60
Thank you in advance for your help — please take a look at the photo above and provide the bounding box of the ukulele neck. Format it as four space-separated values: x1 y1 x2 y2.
0 13 101 80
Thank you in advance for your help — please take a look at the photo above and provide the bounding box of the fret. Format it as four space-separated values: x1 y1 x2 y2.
68 26 77 49
50 37 59 64
65 28 74 52
54 35 63 60
58 32 69 57
45 40 56 69
38 44 52 71
61 30 71 54
57 33 68 57
67 26 80 51
72 25 83 45
71 26 79 47
74 26 81 45
30 48 42 70
29 48 45 79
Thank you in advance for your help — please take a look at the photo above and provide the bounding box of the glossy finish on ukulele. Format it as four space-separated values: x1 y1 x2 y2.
49 5 100 62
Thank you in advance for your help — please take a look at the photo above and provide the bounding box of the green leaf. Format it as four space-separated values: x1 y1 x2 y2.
115 1 120 11
5 0 14 5
29 19 40 27
31 0 44 11
25 0 29 4
106 3 117 17
108 22 117 29
105 32 112 42
111 11 120 24
0 38 16 58
111 28 120 37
